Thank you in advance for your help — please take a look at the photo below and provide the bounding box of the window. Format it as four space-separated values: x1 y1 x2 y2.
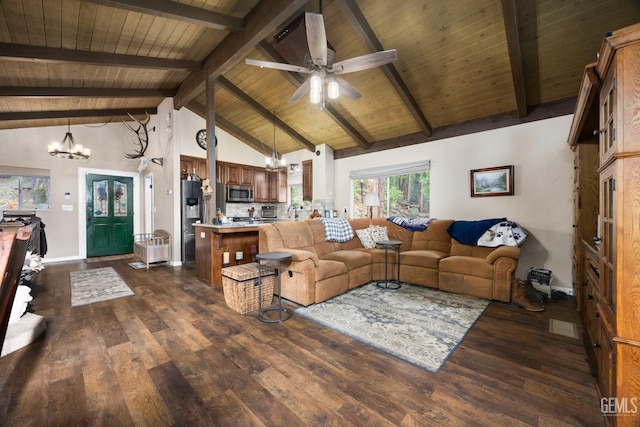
350 161 430 218
0 167 51 210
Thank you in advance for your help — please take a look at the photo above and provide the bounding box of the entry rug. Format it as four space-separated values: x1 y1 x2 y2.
70 267 134 307
296 283 489 373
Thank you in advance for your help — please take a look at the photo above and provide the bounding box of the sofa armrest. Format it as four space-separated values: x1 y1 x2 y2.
271 248 319 267
485 246 521 264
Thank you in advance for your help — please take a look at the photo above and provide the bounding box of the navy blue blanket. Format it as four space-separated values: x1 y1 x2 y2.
447 218 506 246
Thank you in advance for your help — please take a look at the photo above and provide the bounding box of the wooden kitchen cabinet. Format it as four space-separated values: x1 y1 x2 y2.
254 168 287 203
226 163 254 186
302 159 312 201
180 155 207 180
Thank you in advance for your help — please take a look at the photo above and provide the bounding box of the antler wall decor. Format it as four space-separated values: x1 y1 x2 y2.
123 112 164 172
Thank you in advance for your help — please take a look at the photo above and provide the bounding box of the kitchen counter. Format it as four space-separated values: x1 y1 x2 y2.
194 224 259 287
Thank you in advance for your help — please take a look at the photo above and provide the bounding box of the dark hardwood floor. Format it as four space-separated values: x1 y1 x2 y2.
0 259 603 426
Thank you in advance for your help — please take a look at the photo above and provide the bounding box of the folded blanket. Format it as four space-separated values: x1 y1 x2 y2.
319 218 354 242
447 218 506 246
387 216 434 232
477 221 528 247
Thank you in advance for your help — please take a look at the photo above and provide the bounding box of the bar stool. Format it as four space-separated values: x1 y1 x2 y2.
257 251 293 323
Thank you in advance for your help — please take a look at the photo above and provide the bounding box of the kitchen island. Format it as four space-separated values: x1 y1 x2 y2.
194 223 260 287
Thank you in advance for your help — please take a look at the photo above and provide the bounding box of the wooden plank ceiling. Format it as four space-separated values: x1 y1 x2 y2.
1 0 639 158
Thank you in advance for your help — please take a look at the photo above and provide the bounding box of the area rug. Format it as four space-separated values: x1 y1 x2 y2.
296 283 489 373
70 267 134 307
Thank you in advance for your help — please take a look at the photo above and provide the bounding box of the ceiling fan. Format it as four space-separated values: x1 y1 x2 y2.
245 11 397 108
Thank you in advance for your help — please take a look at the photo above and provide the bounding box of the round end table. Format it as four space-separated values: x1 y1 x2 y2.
375 240 402 290
257 251 293 323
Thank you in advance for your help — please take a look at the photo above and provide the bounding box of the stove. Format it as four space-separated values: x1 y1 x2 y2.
231 216 252 222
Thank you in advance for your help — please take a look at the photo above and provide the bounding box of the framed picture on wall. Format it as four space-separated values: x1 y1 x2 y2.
470 165 514 197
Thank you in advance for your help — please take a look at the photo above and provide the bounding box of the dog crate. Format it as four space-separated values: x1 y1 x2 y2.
133 229 171 269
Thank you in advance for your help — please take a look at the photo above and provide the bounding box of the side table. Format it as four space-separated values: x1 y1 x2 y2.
257 251 293 323
375 240 401 290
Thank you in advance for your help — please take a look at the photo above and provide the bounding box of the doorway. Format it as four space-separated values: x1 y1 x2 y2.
85 173 134 257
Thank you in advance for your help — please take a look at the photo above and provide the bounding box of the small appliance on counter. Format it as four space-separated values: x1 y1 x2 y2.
261 205 277 219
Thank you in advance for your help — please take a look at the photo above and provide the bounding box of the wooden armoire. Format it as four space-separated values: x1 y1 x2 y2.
568 23 640 426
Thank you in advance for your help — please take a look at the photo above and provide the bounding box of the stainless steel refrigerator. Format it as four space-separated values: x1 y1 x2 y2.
181 179 203 263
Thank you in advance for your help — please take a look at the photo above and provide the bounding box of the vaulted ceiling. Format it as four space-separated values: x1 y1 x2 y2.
1 0 639 158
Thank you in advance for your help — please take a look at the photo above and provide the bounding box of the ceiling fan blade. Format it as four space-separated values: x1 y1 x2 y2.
336 77 362 100
332 49 397 74
305 12 327 67
289 79 311 102
245 58 311 74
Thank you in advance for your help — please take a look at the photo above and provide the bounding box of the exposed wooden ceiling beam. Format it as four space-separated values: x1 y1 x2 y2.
0 107 158 122
186 101 271 157
82 0 243 31
256 41 373 150
335 0 432 137
0 43 200 72
0 87 175 98
335 97 576 159
501 0 528 118
173 0 308 109
216 76 315 153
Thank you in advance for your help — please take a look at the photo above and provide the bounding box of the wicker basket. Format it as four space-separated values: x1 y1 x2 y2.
222 262 275 314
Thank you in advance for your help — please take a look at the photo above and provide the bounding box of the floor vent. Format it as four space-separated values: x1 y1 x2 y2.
549 318 579 339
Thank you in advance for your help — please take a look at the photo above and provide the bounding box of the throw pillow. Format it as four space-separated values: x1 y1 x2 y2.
370 225 389 243
356 227 376 249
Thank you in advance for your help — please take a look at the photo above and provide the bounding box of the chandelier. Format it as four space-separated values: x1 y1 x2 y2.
265 112 286 171
48 119 90 160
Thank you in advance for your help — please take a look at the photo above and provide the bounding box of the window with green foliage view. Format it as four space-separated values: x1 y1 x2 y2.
353 171 430 219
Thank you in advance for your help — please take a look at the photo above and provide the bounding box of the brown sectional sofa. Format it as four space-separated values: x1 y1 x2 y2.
258 218 521 307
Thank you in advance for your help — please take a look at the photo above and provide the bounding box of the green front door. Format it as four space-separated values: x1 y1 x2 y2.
86 174 134 257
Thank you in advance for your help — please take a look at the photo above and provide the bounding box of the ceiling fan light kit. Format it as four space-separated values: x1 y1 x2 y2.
246 11 397 109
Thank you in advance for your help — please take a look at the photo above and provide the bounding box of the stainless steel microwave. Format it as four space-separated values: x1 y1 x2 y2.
226 184 254 203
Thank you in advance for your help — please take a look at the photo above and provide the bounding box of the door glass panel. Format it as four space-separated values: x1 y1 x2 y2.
93 180 109 217
114 180 127 217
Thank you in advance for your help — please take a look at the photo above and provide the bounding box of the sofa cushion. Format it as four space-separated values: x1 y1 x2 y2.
321 249 372 270
400 250 448 270
450 239 495 258
315 259 349 281
411 219 454 253
439 256 493 279
273 221 317 254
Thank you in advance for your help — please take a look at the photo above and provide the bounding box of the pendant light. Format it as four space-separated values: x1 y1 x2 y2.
48 119 90 160
265 111 286 171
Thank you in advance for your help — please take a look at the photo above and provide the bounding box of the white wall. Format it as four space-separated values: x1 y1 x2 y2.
334 115 575 293
0 120 147 260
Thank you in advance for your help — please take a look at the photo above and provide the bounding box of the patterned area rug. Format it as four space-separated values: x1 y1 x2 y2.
70 267 134 307
296 282 489 372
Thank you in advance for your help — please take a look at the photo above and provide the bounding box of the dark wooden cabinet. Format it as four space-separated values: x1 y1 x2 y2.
254 168 286 203
222 163 254 186
268 169 287 203
180 155 207 181
302 159 312 201
253 168 268 202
